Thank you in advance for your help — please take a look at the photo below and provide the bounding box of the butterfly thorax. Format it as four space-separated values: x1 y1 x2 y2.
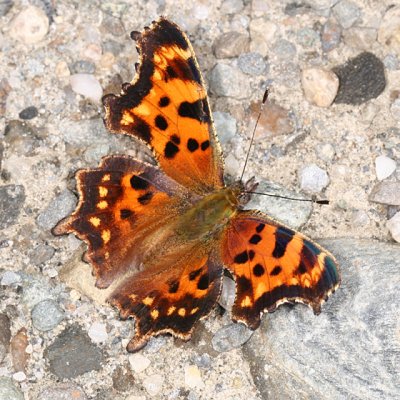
174 184 243 241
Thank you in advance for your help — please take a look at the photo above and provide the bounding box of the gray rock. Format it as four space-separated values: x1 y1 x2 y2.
44 324 104 378
383 53 399 71
0 185 25 230
321 19 342 53
1 270 21 285
61 118 110 147
243 239 400 400
31 299 64 332
209 63 251 99
103 39 125 57
101 14 125 37
18 106 38 120
213 111 237 144
296 27 319 48
70 60 96 74
212 323 253 352
237 52 267 75
4 120 40 156
112 366 135 393
213 31 250 59
390 97 400 121
29 244 55 265
332 0 361 29
38 383 87 400
369 182 400 205
21 276 54 309
246 181 312 230
299 164 329 193
333 52 386 105
0 314 11 362
284 2 312 16
0 0 13 17
272 39 297 60
0 377 23 400
36 189 76 232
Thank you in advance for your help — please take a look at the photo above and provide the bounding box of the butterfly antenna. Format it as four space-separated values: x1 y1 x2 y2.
240 89 269 182
245 191 329 205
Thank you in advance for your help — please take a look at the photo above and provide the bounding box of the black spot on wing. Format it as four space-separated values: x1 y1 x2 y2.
201 140 210 151
270 266 282 276
187 138 199 152
171 134 180 144
178 99 210 122
168 280 179 294
249 234 262 244
159 96 170 107
253 264 265 277
155 115 168 130
234 251 249 264
120 209 133 219
130 175 150 190
164 141 179 159
187 57 201 84
197 274 209 290
189 268 202 281
273 226 294 258
256 223 265 233
138 192 153 205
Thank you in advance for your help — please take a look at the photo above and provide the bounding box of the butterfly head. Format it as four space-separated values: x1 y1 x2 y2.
231 177 259 207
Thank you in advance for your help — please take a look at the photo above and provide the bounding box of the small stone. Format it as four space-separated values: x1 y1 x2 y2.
212 323 253 352
375 155 396 181
0 377 24 400
18 106 38 120
55 61 70 78
70 74 103 102
209 63 251 99
184 365 204 389
31 299 64 332
45 325 104 378
1 271 21 286
237 52 267 75
0 314 11 363
369 182 400 206
70 60 96 74
112 366 135 393
284 2 311 16
299 164 329 193
143 374 164 396
221 0 243 13
218 276 236 311
36 189 76 232
383 54 399 70
387 212 400 243
315 143 336 162
273 39 297 60
390 97 400 121
343 27 377 51
333 52 386 105
296 27 319 48
4 120 39 156
88 322 108 343
249 18 277 56
38 383 87 400
378 6 400 55
301 68 339 107
321 19 342 53
29 244 55 265
9 5 49 44
213 111 237 144
213 32 250 59
10 328 28 372
101 14 125 36
332 0 360 29
0 0 13 17
128 353 151 373
12 372 26 382
351 210 370 227
0 185 25 230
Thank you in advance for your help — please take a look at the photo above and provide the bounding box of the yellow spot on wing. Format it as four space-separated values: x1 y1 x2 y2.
241 296 252 307
150 309 159 319
167 306 176 315
97 200 108 209
190 307 199 315
254 282 267 300
121 111 134 125
129 294 137 301
143 297 154 306
89 217 101 227
178 308 186 317
101 229 111 244
136 103 151 116
102 174 111 182
99 186 108 197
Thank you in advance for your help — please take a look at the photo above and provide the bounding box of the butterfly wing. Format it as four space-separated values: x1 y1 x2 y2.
221 210 340 329
53 155 193 289
103 17 224 194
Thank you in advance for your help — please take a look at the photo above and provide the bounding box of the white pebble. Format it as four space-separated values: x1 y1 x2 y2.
70 74 103 102
387 212 400 243
128 353 151 373
143 374 164 396
301 68 339 107
9 5 49 44
88 322 108 343
218 276 236 311
1 271 21 285
299 164 330 193
13 371 26 382
184 365 204 389
375 155 396 181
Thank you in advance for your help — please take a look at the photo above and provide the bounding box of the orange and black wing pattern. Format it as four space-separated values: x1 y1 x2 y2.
103 17 224 194
221 211 340 329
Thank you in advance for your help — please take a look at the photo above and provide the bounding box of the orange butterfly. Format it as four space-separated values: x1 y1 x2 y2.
53 17 340 352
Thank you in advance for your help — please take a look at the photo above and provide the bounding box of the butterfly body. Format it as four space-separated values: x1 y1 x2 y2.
54 17 340 352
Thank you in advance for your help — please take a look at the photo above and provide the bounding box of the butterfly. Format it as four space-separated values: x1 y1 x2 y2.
53 17 340 352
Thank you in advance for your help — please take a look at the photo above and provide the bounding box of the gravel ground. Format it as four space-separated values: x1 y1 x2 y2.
1 1 400 399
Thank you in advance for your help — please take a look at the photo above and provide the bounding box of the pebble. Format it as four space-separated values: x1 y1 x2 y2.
296 28 319 48
70 74 103 103
0 0 13 17
390 97 400 121
36 189 77 232
369 182 400 206
299 164 329 193
321 19 342 53
112 366 135 392
212 323 253 352
315 142 336 162
143 374 164 396
284 2 311 16
387 212 400 243
128 353 151 373
101 14 125 37
0 377 24 400
184 365 204 388
70 60 96 75
10 328 28 372
213 111 237 144
29 244 55 265
378 6 400 55
9 5 49 44
333 52 386 105
301 68 339 107
249 18 277 56
88 322 108 343
273 39 297 60
375 155 396 181
383 54 399 70
12 372 26 382
237 52 267 75
37 383 87 400
351 210 370 227
1 271 21 286
18 106 38 120
0 314 11 363
44 324 104 378
218 276 236 311
4 120 39 156
221 0 244 14
0 185 26 230
213 31 249 59
31 299 64 332
332 0 360 29
55 61 70 78
209 63 251 99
